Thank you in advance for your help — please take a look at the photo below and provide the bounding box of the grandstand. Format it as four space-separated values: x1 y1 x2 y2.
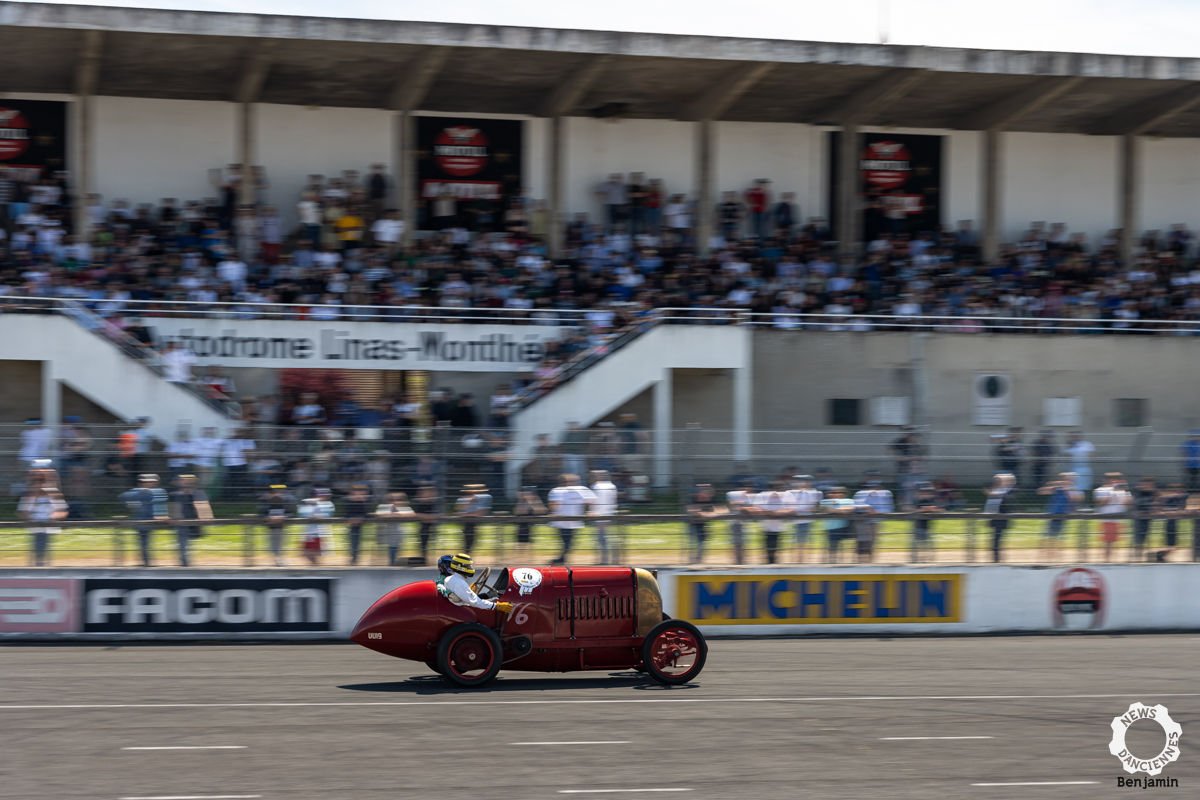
4 3 1200 567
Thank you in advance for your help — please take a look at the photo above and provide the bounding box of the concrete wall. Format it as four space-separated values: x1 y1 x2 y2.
256 103 392 225
93 96 236 208
73 96 1156 244
752 330 1200 434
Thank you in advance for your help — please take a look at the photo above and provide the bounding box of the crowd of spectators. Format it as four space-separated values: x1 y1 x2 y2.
5 165 1200 339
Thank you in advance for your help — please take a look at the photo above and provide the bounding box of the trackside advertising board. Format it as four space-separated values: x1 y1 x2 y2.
661 564 1200 636
675 573 961 625
82 578 333 633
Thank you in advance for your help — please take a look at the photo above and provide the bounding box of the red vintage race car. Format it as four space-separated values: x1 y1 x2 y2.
351 565 707 687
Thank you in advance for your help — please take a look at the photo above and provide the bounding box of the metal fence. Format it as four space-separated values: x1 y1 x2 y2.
1 424 1190 514
0 512 1196 569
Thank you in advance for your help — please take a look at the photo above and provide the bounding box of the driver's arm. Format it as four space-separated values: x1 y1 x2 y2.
445 573 509 612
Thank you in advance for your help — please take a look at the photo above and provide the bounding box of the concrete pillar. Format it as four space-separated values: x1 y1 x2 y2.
909 333 929 429
695 119 714 258
547 116 565 259
836 123 859 257
732 327 752 462
74 95 94 243
41 361 60 451
237 102 255 206
1119 133 1140 266
981 128 1000 263
399 110 417 246
653 370 673 488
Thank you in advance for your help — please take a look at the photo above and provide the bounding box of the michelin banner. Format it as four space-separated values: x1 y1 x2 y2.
148 319 563 372
660 564 1200 636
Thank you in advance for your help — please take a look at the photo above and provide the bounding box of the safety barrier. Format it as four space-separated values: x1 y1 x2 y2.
2 562 1198 640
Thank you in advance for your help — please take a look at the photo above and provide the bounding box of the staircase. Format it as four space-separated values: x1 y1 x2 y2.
509 321 752 487
0 310 238 442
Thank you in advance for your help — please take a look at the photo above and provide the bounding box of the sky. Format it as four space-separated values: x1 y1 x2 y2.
18 0 1200 58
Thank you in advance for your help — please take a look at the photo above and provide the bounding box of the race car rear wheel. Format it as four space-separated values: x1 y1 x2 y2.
641 619 706 685
437 622 503 688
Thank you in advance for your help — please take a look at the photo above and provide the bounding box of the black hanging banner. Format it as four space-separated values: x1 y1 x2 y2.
827 131 943 240
416 116 523 231
0 99 68 182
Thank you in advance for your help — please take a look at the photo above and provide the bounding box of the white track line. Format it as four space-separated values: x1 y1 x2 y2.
119 796 261 799
511 743 633 748
4 691 1198 711
971 782 1099 787
122 746 247 751
559 791 692 795
882 736 995 740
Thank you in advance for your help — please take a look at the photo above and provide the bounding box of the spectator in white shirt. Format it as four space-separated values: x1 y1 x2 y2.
588 470 619 564
789 474 823 564
19 419 53 467
166 430 195 482
371 209 405 256
190 427 223 489
221 428 256 499
753 482 791 564
549 473 597 565
853 473 895 563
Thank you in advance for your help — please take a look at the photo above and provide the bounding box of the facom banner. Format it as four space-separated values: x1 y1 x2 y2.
675 573 962 625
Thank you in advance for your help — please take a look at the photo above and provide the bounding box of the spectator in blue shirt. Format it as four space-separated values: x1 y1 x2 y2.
120 474 170 566
1180 431 1200 491
1038 472 1083 561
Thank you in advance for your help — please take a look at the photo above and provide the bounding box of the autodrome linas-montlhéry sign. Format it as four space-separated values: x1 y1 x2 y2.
150 319 562 372
677 574 963 625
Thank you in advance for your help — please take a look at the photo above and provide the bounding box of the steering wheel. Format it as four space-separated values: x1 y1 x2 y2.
471 566 492 597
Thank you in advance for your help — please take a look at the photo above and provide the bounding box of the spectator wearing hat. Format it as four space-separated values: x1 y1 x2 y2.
170 474 212 567
455 483 492 553
753 481 791 565
259 483 294 566
120 474 169 567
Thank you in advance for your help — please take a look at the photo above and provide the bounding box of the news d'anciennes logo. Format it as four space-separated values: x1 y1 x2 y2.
1110 702 1182 784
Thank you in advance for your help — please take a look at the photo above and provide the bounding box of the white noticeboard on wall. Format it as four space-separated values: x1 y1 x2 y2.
870 396 911 426
1043 397 1083 427
972 373 1012 426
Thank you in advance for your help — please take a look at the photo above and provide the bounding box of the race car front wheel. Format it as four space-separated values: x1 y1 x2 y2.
437 622 503 688
641 619 707 685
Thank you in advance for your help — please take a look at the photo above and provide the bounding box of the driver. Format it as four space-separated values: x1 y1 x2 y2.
436 553 513 614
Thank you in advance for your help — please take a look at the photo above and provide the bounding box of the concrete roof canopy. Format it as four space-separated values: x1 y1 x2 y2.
3 1 1200 135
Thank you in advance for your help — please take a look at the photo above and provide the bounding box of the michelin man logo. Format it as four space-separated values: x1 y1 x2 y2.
512 568 543 596
1109 702 1182 776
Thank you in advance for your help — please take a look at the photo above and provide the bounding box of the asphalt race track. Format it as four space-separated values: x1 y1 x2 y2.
3 636 1197 799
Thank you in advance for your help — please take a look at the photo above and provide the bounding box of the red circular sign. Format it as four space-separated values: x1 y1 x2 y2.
433 125 489 177
0 107 31 161
860 140 912 191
